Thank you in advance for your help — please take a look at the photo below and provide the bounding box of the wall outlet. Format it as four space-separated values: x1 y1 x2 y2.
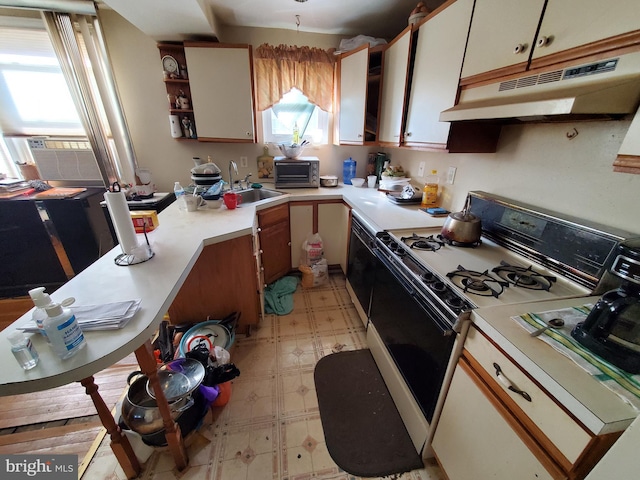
240 156 248 168
447 166 457 185
417 161 425 177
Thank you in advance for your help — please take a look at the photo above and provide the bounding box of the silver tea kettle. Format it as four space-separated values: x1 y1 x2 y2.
440 196 482 245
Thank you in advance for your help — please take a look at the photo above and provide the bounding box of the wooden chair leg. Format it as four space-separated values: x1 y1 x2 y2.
80 376 141 479
135 340 189 470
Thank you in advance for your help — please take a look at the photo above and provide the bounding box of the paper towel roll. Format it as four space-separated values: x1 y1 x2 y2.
104 191 138 255
169 114 182 138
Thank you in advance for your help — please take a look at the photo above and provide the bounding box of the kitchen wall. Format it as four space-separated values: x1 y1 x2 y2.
99 10 640 235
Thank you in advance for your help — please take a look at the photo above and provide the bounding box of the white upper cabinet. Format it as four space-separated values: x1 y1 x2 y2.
378 27 412 146
614 107 640 174
531 0 640 66
461 0 640 81
404 0 474 148
338 46 369 144
461 0 546 80
184 43 255 142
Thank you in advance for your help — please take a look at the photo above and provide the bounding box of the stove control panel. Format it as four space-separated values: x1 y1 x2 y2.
375 232 474 320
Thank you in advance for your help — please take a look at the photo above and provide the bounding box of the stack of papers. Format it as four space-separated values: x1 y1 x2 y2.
20 299 141 332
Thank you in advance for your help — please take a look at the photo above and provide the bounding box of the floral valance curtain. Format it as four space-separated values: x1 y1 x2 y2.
254 44 335 112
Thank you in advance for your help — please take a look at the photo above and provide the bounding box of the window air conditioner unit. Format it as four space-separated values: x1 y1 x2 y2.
27 138 104 187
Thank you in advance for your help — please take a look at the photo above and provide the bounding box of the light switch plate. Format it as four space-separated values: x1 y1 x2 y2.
447 166 457 184
240 156 248 168
417 161 425 177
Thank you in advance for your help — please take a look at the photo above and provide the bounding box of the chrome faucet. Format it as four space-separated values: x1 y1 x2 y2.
242 173 252 190
228 160 238 191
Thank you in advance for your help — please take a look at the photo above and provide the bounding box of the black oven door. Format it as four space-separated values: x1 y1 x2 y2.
370 252 456 422
346 216 377 320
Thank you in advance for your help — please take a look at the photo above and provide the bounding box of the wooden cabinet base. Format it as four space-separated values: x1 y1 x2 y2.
168 235 260 333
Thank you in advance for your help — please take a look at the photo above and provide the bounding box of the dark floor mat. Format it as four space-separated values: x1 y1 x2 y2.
314 349 423 477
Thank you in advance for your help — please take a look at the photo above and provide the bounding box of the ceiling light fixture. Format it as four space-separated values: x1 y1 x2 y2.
294 0 308 3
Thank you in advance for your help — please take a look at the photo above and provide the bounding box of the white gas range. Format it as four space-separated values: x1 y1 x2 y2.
383 228 591 310
363 191 638 457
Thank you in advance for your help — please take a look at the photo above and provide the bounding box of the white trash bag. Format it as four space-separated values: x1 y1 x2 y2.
300 258 328 288
301 232 324 266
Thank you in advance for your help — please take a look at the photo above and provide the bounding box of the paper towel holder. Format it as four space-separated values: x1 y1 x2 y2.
114 242 154 266
109 182 155 266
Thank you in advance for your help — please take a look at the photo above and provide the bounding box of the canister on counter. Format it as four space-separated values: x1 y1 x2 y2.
343 157 356 185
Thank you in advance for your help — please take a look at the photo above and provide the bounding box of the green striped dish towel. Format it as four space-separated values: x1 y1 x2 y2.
512 305 640 412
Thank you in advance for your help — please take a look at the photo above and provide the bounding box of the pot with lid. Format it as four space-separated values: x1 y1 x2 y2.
440 196 482 246
121 358 205 435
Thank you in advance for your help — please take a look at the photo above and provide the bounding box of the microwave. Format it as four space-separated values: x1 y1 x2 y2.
274 156 319 188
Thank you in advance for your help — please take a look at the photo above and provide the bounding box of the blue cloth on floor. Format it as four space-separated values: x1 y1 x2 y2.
264 276 299 315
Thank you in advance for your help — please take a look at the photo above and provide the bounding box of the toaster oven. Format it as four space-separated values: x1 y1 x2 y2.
274 156 319 189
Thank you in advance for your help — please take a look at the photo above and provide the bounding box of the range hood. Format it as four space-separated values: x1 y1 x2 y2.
441 52 640 122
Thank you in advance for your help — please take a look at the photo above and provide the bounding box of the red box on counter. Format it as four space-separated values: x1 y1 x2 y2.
130 210 159 234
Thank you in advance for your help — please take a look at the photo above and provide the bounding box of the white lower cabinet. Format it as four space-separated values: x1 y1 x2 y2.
432 358 561 480
433 325 621 479
289 201 349 271
289 203 313 269
317 202 349 273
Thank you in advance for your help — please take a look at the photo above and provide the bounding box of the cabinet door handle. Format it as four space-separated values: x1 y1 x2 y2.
493 363 531 402
513 43 527 54
287 241 291 246
536 36 551 48
259 249 264 254
257 227 262 232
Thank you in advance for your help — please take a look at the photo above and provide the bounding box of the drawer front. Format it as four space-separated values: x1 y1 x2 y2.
433 360 560 480
465 326 592 464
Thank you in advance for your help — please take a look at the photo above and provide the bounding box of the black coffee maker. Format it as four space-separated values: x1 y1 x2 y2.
572 239 640 374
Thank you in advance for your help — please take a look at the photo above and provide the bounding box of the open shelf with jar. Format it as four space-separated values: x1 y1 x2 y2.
158 43 197 140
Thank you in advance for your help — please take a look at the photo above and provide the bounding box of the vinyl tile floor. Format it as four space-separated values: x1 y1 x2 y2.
83 273 444 480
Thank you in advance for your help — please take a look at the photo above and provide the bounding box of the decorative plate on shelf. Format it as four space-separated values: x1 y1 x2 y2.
161 55 179 74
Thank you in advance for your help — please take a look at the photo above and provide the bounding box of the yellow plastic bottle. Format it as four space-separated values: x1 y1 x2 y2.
292 122 300 145
421 170 439 207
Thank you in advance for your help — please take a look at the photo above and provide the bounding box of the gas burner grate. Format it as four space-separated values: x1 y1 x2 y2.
401 233 445 252
492 261 557 291
438 234 481 248
446 265 509 298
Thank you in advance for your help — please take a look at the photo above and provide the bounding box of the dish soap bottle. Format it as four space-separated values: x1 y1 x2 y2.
292 122 300 145
28 287 53 343
44 301 86 360
421 170 439 207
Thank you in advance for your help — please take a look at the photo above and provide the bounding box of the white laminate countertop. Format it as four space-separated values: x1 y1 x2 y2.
0 184 438 395
471 297 639 435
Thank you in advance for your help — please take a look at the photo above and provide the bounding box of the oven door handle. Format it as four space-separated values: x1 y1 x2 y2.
352 226 375 253
374 249 416 296
374 249 455 336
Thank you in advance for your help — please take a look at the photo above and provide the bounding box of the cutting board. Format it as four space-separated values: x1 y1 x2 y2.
34 187 87 199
